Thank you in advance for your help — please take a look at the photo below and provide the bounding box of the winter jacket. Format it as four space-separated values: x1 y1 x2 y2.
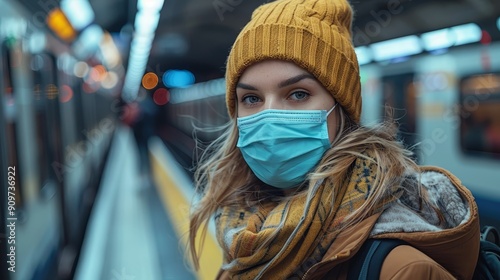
217 166 480 279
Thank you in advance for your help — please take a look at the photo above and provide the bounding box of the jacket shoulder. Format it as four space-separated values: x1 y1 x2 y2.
380 245 456 279
374 165 481 279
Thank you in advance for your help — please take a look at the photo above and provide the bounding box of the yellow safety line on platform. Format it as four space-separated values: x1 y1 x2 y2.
150 143 222 280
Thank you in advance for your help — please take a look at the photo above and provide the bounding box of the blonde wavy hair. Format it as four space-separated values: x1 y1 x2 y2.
188 105 441 270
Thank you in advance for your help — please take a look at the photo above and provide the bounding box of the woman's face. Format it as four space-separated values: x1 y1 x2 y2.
236 60 340 142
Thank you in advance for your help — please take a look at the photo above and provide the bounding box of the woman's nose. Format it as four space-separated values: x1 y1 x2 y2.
264 96 284 110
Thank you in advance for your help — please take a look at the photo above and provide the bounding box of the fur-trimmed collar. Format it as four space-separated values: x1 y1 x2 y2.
371 170 470 235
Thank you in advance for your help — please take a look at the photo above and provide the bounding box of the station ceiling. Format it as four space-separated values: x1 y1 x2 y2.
21 0 500 82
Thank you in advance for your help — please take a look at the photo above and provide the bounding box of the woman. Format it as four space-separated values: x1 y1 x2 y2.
189 0 480 279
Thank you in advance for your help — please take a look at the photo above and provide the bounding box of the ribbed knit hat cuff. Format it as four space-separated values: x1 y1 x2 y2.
225 25 361 123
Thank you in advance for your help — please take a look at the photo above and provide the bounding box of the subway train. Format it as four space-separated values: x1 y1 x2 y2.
0 1 122 279
162 39 500 226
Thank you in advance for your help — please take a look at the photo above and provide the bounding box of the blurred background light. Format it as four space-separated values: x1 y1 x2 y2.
451 23 482 46
134 11 160 34
355 46 372 65
162 70 195 88
481 30 492 45
153 88 170 105
29 32 46 54
100 33 122 69
122 0 164 102
60 0 95 31
138 0 165 13
422 72 450 91
31 55 44 71
74 61 90 78
72 24 104 60
58 53 77 75
421 28 453 51
0 18 27 39
142 72 159 89
60 85 74 103
46 8 76 41
89 65 107 82
371 35 422 62
102 72 119 89
46 84 58 100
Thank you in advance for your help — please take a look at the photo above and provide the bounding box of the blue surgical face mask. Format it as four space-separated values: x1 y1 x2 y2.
236 104 337 189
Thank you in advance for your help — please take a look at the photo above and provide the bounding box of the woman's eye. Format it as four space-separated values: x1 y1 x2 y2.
242 95 261 104
289 91 310 101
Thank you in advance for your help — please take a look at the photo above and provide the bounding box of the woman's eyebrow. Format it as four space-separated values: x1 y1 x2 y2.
236 83 257 90
278 73 316 88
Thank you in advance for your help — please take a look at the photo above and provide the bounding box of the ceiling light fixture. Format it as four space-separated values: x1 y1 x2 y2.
122 0 165 102
370 35 422 62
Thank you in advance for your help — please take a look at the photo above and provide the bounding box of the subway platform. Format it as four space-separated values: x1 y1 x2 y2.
73 126 221 280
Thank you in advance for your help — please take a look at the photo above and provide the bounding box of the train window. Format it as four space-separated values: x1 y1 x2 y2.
381 73 419 159
2 43 13 98
57 55 85 146
1 41 24 207
43 55 64 182
32 54 51 187
460 73 500 157
61 73 85 142
32 53 65 187
74 80 85 140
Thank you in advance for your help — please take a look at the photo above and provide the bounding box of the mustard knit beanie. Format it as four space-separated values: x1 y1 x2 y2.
225 0 361 123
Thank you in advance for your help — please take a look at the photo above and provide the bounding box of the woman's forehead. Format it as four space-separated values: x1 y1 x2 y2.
239 60 312 83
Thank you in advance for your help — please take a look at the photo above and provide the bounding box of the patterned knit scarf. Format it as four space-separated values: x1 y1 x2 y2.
214 155 401 279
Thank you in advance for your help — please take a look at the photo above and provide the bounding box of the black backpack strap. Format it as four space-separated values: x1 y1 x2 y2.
481 226 500 245
347 239 408 280
473 226 500 279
